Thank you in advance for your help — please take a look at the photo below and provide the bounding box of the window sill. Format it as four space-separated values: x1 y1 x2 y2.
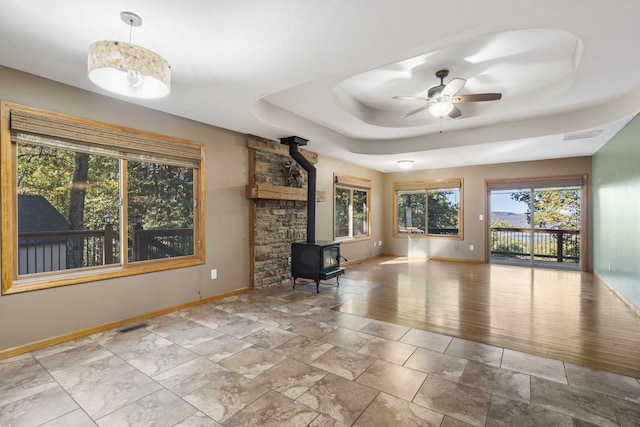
3 257 204 295
334 236 371 243
394 233 463 240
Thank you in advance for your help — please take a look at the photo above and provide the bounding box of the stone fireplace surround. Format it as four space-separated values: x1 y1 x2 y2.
245 135 325 288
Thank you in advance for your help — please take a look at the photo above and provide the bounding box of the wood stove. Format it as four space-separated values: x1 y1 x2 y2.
281 136 345 292
291 241 345 293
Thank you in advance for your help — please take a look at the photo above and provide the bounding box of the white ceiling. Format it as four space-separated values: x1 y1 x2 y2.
1 0 639 172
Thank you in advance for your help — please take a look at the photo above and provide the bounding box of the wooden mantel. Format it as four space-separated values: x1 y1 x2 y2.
246 183 326 201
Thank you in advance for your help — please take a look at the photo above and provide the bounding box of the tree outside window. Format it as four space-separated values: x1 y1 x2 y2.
17 143 121 272
127 160 195 262
334 187 351 238
352 189 368 237
427 189 460 235
2 102 204 294
334 175 371 240
397 190 426 234
394 179 462 238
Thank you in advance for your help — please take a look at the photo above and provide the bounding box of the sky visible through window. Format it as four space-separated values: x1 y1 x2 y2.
490 190 528 214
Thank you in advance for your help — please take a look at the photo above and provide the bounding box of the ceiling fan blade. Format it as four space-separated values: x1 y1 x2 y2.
448 105 462 119
454 93 502 102
401 105 429 118
393 96 428 101
442 78 466 97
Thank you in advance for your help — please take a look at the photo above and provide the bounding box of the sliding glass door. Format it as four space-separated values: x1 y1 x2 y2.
488 177 584 270
489 189 533 263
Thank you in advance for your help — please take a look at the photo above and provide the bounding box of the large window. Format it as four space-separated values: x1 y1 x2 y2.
1 102 205 294
334 174 371 240
487 175 585 269
394 179 463 238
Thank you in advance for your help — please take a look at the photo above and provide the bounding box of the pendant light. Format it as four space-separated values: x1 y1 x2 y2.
88 11 170 99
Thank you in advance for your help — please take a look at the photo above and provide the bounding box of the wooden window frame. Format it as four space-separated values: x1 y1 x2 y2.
1 102 205 294
333 174 371 241
393 178 464 239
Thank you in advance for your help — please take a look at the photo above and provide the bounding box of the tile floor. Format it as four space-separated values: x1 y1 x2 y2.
1 278 639 426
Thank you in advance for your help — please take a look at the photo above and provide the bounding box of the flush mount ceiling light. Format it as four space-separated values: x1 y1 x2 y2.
88 11 170 99
397 160 414 170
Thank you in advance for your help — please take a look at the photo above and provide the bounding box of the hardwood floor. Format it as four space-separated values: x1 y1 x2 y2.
335 256 640 378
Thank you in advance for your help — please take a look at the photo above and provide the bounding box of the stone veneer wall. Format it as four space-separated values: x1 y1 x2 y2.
251 149 308 288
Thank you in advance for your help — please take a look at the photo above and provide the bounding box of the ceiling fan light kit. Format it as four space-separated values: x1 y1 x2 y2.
88 12 170 99
428 101 454 117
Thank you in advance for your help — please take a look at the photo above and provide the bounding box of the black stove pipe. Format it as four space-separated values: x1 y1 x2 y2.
280 136 315 244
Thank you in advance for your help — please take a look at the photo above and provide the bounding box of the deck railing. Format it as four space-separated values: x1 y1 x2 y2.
18 226 193 275
132 228 194 261
491 227 580 263
18 228 119 274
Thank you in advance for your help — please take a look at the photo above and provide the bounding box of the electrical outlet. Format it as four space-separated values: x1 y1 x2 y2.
479 214 484 221
378 241 382 246
210 269 217 280
608 262 612 271
469 244 475 251
373 241 377 247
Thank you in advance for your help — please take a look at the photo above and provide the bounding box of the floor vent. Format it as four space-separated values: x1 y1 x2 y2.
118 323 148 333
562 130 602 141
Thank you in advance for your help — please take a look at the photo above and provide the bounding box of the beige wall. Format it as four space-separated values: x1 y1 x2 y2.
0 66 250 351
315 156 385 261
383 157 593 267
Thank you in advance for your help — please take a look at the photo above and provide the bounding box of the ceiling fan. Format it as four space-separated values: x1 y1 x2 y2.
394 69 502 119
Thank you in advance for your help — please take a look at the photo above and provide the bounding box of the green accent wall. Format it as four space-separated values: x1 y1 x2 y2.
592 114 640 308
